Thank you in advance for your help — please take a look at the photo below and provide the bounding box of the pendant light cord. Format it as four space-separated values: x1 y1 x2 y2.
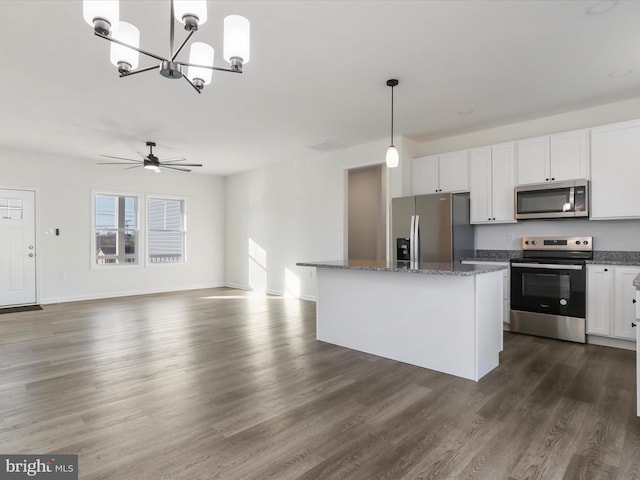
390 84 394 146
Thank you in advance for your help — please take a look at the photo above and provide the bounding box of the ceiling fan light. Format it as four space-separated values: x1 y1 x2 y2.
145 164 161 173
109 22 140 70
188 42 214 86
173 0 208 30
386 146 399 168
83 0 119 35
223 15 250 68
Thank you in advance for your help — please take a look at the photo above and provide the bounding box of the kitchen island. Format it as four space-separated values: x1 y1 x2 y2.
296 259 506 381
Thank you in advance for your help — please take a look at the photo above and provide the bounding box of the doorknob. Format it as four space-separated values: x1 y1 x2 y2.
28 245 34 249
28 253 34 257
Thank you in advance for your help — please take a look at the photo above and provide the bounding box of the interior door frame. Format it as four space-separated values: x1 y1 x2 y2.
0 185 39 306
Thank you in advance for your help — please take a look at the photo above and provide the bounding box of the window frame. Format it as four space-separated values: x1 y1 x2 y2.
91 190 142 269
146 194 187 266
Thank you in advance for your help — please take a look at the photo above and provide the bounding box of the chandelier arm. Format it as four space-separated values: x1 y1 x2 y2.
95 32 169 63
120 65 161 78
170 30 195 62
176 61 242 74
182 75 202 94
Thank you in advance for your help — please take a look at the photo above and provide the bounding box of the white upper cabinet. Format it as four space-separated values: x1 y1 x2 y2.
469 143 515 224
516 129 589 185
516 136 549 185
412 155 439 194
550 129 589 181
412 151 469 195
491 143 516 222
591 119 640 220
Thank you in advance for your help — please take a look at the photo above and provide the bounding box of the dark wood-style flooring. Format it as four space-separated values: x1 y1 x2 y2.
0 288 638 479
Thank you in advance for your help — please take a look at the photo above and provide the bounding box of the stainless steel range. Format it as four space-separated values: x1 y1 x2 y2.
510 236 593 343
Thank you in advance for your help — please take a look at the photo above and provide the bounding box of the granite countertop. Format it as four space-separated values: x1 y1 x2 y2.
464 250 640 266
296 259 507 276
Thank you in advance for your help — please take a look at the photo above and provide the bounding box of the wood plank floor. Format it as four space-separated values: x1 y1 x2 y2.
0 287 638 479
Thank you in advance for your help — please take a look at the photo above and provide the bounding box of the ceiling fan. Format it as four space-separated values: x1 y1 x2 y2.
98 141 203 173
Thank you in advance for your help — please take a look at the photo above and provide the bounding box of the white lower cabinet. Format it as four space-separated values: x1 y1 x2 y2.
636 289 639 417
460 260 510 325
586 265 640 341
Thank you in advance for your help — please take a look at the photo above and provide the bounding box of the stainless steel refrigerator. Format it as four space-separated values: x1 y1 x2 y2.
391 192 474 263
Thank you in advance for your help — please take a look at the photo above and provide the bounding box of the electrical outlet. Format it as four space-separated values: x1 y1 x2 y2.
507 233 514 242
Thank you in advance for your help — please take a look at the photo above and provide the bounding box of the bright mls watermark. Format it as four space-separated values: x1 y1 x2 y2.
0 455 77 479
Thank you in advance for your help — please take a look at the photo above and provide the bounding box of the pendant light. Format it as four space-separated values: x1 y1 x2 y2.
386 79 399 168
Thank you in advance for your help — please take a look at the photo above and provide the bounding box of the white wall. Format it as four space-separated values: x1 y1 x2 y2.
225 137 408 300
225 96 640 303
1 147 225 304
416 97 640 251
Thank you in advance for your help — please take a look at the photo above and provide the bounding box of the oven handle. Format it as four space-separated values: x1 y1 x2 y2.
511 263 583 270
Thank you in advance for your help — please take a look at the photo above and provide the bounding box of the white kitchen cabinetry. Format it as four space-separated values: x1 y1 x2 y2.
460 260 510 327
516 136 549 185
516 129 589 185
586 265 612 336
550 129 589 181
636 288 639 417
614 267 640 340
591 119 640 220
412 151 469 195
469 143 516 224
586 264 640 341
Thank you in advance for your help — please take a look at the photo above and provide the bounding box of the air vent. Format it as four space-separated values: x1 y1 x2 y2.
307 140 347 152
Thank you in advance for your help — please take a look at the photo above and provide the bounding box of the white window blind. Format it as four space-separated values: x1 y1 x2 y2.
148 197 185 263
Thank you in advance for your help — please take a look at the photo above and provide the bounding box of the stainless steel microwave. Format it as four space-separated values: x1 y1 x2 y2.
515 179 589 220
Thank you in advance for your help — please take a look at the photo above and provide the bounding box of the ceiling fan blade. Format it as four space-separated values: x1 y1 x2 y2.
162 165 192 172
100 155 142 162
162 163 202 167
137 151 149 159
123 165 143 170
157 157 188 164
98 162 143 165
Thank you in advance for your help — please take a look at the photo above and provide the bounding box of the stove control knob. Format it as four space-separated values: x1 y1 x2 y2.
532 240 537 245
584 240 589 245
575 240 581 245
524 240 529 245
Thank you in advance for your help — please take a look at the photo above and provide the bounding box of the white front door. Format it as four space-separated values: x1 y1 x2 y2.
0 189 36 306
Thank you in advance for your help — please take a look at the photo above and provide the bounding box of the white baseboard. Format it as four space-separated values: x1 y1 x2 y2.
41 282 226 305
587 334 636 351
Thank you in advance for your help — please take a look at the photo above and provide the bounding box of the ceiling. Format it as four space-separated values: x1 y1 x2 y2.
1 0 639 176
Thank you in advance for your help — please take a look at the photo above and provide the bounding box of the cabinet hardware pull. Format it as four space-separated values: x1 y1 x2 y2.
633 322 637 328
634 298 637 304
604 268 608 272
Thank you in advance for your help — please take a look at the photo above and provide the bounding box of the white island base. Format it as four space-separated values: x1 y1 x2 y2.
315 266 503 381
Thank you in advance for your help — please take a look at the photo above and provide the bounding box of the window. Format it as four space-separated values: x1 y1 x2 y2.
0 197 23 220
147 197 185 263
94 194 138 265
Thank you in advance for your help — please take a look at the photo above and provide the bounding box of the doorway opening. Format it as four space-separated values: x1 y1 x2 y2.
346 164 387 261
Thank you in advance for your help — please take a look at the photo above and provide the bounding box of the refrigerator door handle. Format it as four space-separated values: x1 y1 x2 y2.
414 215 420 263
409 215 415 262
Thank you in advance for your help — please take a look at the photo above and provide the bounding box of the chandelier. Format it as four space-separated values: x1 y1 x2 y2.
82 0 250 93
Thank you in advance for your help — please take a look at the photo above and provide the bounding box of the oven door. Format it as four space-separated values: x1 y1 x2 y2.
510 261 586 318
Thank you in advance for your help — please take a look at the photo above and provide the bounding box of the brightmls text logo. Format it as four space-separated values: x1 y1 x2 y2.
0 455 77 479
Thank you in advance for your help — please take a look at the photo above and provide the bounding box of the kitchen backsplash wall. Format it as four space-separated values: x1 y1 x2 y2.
475 219 640 251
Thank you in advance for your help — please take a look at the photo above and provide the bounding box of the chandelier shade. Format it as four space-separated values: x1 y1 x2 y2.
223 15 251 65
83 0 119 35
188 42 215 86
109 22 140 73
173 0 208 30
